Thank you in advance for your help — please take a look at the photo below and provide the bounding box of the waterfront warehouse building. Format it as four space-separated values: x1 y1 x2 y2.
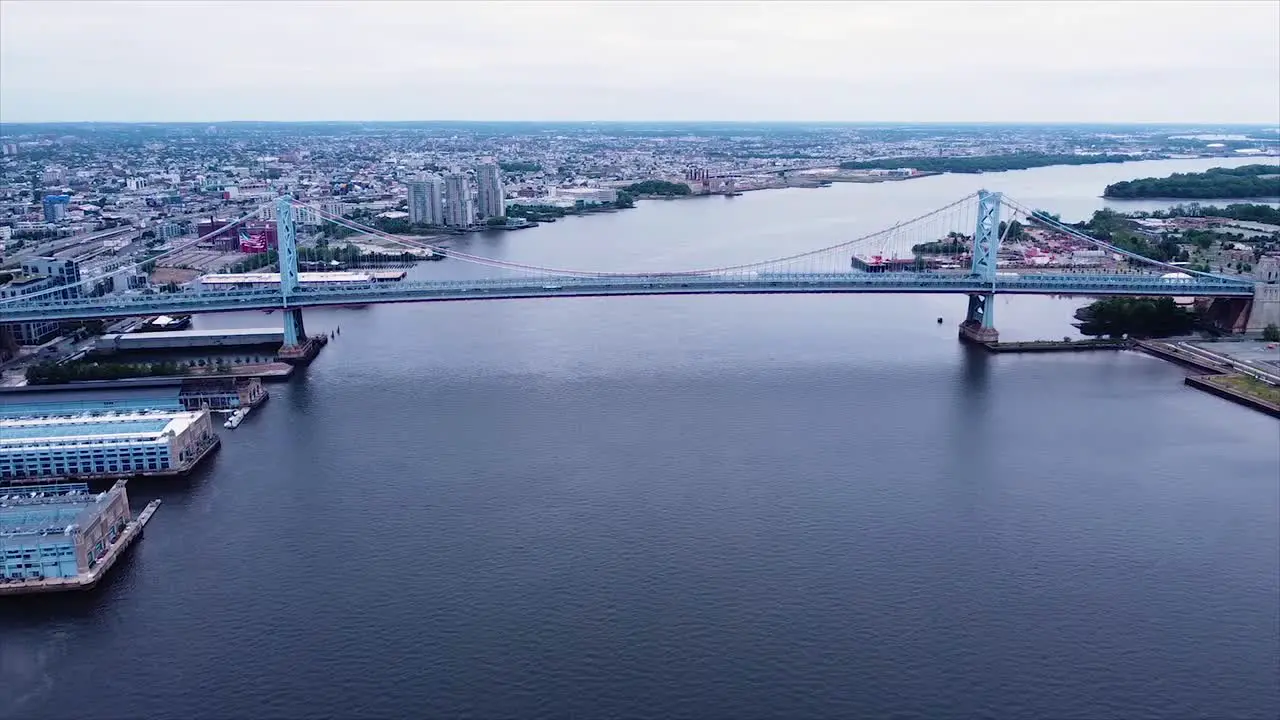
1 481 131 581
0 380 268 418
0 410 218 483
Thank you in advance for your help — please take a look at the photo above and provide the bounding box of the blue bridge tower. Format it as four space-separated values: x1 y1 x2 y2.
274 196 316 361
959 189 1002 344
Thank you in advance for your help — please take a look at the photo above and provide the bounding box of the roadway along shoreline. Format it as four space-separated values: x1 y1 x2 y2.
1134 339 1280 418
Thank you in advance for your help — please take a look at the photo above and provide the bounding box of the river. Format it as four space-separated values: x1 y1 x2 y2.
2 157 1277 720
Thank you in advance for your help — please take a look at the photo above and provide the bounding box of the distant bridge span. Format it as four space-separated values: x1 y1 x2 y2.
1 190 1267 345
0 272 1254 324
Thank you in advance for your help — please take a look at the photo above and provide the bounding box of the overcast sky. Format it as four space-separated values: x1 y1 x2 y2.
1 0 1277 124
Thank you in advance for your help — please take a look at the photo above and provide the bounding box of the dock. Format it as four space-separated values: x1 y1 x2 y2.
0 499 161 596
980 338 1129 353
1135 340 1280 418
1185 375 1280 418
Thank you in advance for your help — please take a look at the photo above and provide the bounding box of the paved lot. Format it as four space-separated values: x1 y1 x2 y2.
1191 339 1280 373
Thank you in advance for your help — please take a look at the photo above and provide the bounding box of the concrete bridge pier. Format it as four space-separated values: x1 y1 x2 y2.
1245 254 1280 333
959 292 999 344
277 310 322 363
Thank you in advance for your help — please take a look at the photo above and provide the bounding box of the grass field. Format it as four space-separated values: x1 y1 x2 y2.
1210 374 1280 406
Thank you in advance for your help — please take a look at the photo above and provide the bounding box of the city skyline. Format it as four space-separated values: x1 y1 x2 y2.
1 1 1278 125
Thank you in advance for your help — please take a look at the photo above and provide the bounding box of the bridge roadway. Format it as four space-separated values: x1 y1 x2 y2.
0 271 1255 323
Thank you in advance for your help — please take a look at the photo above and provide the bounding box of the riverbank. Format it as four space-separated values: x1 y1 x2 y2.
10 153 1279 720
975 336 1280 417
1186 375 1280 418
981 338 1128 353
1103 162 1280 200
820 170 943 184
1134 339 1280 417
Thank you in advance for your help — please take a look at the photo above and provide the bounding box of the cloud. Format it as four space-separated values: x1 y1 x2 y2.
1 0 1277 123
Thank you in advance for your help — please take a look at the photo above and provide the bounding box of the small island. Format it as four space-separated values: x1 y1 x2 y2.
1104 164 1280 199
1074 297 1197 339
840 152 1135 174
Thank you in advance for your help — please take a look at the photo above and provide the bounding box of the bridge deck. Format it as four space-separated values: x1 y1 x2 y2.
0 271 1257 322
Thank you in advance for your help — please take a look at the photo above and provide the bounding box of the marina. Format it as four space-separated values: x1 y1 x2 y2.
222 402 256 429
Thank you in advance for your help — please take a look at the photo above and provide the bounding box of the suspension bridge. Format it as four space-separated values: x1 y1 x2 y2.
1 190 1270 355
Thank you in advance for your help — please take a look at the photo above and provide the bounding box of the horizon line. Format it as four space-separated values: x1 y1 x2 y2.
1 119 1277 128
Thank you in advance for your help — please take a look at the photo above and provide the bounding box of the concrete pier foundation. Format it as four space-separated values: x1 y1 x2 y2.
1245 255 1280 333
959 323 1000 344
959 292 999 344
277 334 327 365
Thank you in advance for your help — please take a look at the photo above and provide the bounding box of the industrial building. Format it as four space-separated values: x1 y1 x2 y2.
195 219 277 251
554 187 619 205
95 328 284 353
197 270 405 290
42 194 70 223
195 218 237 248
851 254 939 272
0 409 219 483
178 378 267 411
0 481 131 581
0 386 185 419
0 380 268 417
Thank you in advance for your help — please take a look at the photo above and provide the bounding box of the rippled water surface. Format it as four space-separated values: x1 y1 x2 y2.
2 159 1277 720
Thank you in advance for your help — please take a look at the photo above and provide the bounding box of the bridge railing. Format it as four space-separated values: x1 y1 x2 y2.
0 270 1256 320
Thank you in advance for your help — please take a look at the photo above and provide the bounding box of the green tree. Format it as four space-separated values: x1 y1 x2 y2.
499 161 542 172
840 152 1134 174
623 180 692 196
1104 165 1280 199
1263 324 1280 342
1074 297 1197 339
1182 230 1216 250
998 220 1025 242
374 217 410 234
